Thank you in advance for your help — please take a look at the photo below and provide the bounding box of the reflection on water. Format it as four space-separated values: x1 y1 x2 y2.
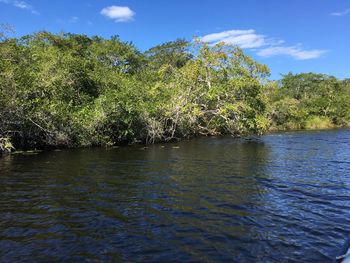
1 129 350 262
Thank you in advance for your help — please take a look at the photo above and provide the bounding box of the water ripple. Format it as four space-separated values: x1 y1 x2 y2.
1 129 350 262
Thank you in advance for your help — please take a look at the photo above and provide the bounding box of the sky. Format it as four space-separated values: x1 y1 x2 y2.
0 0 349 79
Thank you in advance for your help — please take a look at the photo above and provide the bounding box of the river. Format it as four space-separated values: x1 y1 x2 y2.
1 129 350 262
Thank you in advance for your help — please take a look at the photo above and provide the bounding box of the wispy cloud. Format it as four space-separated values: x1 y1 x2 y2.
0 0 39 14
257 46 328 60
201 29 267 48
201 29 254 42
100 6 135 22
201 29 327 60
330 8 350 16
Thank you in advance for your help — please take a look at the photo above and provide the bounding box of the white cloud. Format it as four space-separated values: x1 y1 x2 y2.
201 29 255 42
257 46 328 60
201 29 268 48
219 33 267 48
101 6 135 22
0 0 39 14
13 0 29 9
201 29 328 60
330 8 350 16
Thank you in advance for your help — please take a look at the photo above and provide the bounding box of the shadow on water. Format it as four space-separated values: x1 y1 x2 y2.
1 129 350 262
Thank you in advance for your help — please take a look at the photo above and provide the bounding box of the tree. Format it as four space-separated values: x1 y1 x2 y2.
145 39 192 71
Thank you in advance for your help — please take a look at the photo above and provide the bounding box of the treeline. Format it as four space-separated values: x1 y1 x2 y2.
0 31 349 152
268 73 350 130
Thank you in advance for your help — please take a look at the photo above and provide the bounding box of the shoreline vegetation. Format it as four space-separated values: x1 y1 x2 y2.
1 31 350 154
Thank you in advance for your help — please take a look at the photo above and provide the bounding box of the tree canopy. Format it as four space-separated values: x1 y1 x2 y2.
0 31 349 152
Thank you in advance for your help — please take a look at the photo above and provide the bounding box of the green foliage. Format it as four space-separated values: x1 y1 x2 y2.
145 39 192 71
0 30 348 152
304 116 333 130
268 73 350 130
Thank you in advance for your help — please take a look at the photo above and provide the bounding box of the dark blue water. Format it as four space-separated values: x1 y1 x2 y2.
1 129 350 262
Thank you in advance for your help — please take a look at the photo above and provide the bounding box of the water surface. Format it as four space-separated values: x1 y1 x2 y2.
1 129 350 262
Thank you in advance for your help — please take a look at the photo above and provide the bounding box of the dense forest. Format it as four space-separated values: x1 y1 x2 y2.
1 30 349 153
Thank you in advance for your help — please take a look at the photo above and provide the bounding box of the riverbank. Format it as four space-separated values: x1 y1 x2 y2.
2 125 349 156
269 116 348 132
1 32 350 154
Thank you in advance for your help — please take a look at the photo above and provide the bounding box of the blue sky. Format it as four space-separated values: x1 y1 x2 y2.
1 0 349 79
